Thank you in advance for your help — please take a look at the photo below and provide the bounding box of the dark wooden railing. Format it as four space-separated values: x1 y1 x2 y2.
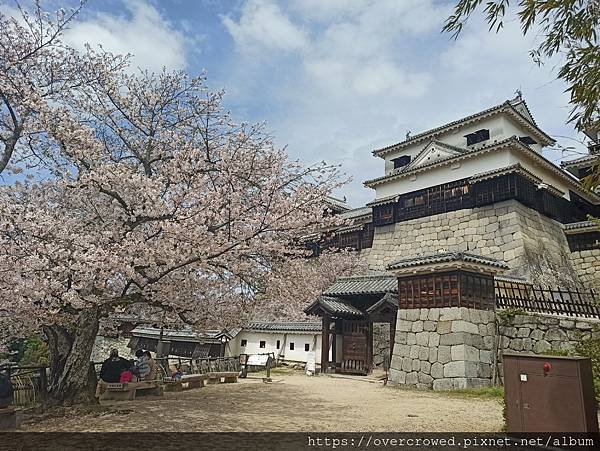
495 282 600 318
0 365 48 407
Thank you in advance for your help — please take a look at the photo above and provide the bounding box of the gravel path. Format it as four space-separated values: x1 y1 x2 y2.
21 373 504 432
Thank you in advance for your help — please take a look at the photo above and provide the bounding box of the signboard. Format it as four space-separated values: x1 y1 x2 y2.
306 351 316 374
247 354 270 367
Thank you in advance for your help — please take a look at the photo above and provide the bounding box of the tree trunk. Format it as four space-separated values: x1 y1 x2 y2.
43 309 100 405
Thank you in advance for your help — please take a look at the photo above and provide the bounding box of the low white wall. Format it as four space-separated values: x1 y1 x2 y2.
227 331 328 364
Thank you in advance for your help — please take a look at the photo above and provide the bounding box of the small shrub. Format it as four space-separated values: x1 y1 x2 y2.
572 337 600 399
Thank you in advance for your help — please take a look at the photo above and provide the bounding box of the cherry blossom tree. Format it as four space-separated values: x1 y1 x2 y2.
0 4 359 404
0 1 127 178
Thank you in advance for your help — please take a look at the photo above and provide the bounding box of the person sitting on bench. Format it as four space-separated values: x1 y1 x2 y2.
144 351 157 381
95 349 130 397
133 349 151 381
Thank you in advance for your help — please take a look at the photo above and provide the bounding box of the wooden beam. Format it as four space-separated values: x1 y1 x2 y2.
321 315 330 374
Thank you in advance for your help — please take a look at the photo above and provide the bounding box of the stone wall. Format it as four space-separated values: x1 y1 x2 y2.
91 335 132 362
361 200 583 288
497 311 600 381
389 307 600 391
570 249 600 293
389 307 496 390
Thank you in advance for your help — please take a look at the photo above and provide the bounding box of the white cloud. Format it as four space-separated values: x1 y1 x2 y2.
64 0 189 72
222 0 309 53
220 2 586 207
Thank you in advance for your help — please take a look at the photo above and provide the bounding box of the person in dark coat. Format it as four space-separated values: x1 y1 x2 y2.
0 370 13 408
95 349 130 398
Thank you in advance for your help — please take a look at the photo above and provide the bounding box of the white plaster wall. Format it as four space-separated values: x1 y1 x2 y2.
228 331 326 364
383 114 540 167
375 149 512 199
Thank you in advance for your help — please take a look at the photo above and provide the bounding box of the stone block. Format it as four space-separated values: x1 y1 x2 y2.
415 332 429 346
522 338 533 352
433 378 457 391
407 333 416 345
409 345 420 359
420 361 431 374
397 310 407 321
544 328 567 341
418 373 433 385
533 340 551 353
429 347 438 363
439 307 461 321
576 321 593 330
451 344 480 362
559 319 575 329
444 361 466 378
530 329 544 340
437 321 452 335
406 372 418 385
440 332 468 346
428 308 440 321
395 332 407 345
395 344 410 358
499 326 517 338
464 362 482 378
397 320 412 332
412 359 421 371
412 321 424 333
430 362 444 379
480 350 492 364
451 321 480 334
419 309 429 321
509 338 523 351
517 328 530 338
419 346 429 361
437 346 451 364
423 321 436 331
402 357 412 372
406 309 420 321
428 332 440 347
483 336 495 351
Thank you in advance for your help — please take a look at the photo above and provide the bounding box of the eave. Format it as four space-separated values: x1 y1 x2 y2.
372 101 555 159
364 136 600 205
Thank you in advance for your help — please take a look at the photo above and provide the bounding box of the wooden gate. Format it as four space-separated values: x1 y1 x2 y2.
340 320 369 375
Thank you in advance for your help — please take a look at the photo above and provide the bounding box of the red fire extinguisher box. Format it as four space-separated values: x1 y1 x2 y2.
503 352 598 432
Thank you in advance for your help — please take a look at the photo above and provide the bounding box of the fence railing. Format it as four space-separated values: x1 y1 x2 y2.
1 365 47 408
495 281 600 318
155 356 240 377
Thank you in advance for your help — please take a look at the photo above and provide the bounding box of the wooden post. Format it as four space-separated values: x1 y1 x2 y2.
389 317 396 368
39 367 48 400
366 321 371 372
331 320 337 373
321 315 330 374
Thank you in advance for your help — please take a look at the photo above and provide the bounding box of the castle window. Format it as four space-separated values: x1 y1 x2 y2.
304 343 310 351
464 129 490 146
241 339 247 347
519 136 537 145
290 342 295 350
392 155 411 169
259 341 266 348
276 340 280 349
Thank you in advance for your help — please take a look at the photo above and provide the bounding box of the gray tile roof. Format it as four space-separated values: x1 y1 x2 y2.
561 154 598 169
372 98 553 157
305 296 365 317
387 252 509 270
323 274 398 296
564 220 599 233
366 292 398 314
245 321 322 332
338 206 372 220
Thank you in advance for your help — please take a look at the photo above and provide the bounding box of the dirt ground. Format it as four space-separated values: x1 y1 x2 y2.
21 372 504 432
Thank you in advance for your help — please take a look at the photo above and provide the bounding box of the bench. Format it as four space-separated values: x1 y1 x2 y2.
164 374 208 392
99 380 163 402
0 407 20 430
206 371 238 384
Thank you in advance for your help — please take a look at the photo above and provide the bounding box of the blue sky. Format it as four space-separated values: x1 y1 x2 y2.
5 0 591 206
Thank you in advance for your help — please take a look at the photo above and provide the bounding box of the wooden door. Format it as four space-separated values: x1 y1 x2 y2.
340 320 369 375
